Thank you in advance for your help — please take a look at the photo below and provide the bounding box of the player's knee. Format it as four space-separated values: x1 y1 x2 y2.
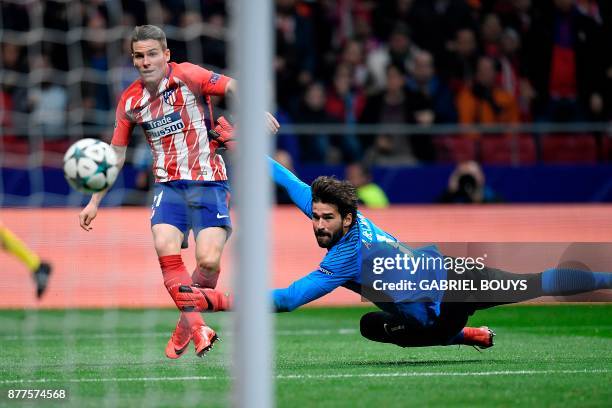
359 312 381 341
196 253 221 275
153 234 182 255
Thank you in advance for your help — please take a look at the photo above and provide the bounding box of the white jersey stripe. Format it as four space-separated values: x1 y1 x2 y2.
161 83 190 179
139 89 167 182
179 80 213 180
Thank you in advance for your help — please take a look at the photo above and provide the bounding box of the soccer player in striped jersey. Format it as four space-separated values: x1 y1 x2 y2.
78 25 279 359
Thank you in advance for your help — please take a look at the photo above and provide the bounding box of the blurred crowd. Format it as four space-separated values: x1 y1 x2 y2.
1 0 612 166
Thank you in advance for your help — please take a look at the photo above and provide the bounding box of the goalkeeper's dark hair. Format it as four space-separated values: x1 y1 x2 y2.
311 176 358 226
131 25 167 51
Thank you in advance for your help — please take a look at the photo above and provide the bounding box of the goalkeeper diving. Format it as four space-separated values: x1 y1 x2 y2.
178 147 612 350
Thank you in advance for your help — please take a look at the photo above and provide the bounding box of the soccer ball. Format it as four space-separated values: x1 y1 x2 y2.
63 138 119 193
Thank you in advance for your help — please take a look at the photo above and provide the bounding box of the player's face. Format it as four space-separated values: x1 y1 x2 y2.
312 202 352 249
132 39 170 91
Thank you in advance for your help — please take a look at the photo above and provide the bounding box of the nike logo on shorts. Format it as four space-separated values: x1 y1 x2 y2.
217 213 229 219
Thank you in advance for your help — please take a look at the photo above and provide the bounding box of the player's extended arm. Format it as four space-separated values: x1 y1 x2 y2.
78 145 127 231
171 273 332 313
174 272 342 313
268 156 312 217
272 269 348 312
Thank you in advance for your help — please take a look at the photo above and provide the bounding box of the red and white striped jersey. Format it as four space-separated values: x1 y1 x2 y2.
112 62 231 182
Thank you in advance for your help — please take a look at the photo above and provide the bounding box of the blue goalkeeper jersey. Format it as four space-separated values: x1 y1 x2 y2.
270 158 446 327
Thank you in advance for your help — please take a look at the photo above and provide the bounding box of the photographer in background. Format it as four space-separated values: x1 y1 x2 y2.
438 161 502 204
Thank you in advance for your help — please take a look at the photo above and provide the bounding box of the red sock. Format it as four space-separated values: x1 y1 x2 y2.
159 255 205 329
192 267 220 289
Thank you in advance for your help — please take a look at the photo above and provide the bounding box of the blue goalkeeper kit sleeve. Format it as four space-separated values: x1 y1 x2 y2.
269 157 312 217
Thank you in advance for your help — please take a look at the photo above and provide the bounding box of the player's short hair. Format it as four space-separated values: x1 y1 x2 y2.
311 176 358 225
131 25 167 51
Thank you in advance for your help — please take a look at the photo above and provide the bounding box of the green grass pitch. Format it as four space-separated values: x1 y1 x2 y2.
1 305 610 407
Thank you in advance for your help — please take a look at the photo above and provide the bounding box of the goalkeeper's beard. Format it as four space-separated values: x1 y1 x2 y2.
315 228 344 249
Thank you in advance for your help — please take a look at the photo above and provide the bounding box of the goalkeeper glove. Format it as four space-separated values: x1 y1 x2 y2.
208 116 236 150
176 285 232 312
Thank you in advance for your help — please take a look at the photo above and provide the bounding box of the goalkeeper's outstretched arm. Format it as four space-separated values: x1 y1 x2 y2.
268 156 313 217
78 145 127 231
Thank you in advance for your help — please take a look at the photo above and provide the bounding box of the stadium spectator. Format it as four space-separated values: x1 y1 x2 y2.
370 0 419 47
480 13 504 58
494 0 533 40
325 63 365 162
496 27 535 120
366 23 420 92
406 50 457 161
0 87 14 139
294 82 336 163
352 13 381 56
200 12 228 69
438 160 502 203
275 0 319 89
273 107 300 167
0 220 52 298
28 55 68 141
78 25 279 360
338 39 369 89
0 42 29 152
406 50 457 125
361 64 417 165
525 0 606 122
456 56 520 125
82 12 112 127
345 162 389 208
440 27 480 93
115 36 141 94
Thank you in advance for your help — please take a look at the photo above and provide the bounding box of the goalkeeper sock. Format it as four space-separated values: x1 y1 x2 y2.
159 255 205 328
447 330 464 345
0 226 41 271
541 268 612 296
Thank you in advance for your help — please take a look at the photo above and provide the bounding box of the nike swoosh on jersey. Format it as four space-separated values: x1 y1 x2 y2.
216 213 229 219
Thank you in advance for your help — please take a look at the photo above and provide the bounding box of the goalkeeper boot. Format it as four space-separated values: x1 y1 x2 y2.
33 262 52 298
462 326 495 349
192 325 219 357
165 318 192 359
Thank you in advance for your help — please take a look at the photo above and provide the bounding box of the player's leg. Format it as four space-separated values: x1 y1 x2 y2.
166 227 229 358
462 265 612 308
150 182 208 359
193 227 227 289
153 223 204 358
436 303 495 349
359 310 463 347
0 219 52 298
359 311 393 344
539 267 612 296
185 181 233 356
360 306 493 348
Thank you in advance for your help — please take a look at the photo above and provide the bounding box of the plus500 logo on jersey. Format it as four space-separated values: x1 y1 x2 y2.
143 111 185 138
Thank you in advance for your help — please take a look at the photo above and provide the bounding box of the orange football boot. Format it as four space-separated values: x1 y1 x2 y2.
165 318 192 359
192 325 219 357
462 326 496 349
